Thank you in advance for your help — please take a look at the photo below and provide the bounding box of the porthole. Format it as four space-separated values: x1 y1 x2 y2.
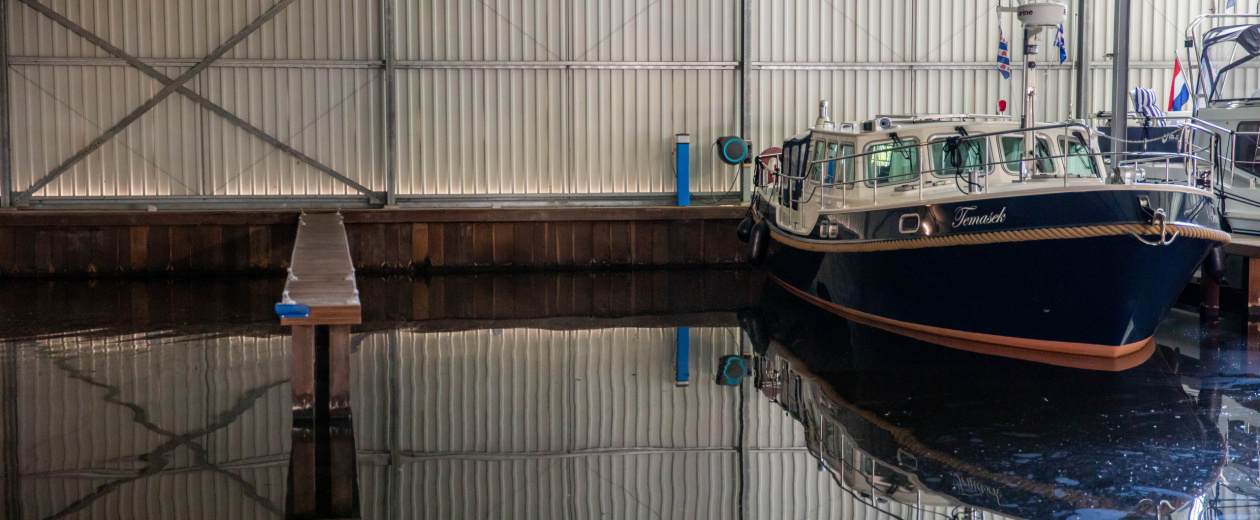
899 214 920 234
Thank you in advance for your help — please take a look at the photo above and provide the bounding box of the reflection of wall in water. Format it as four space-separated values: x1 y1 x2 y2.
12 326 1036 519
14 332 290 519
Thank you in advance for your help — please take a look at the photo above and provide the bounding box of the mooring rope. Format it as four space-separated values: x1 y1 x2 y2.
767 221 1231 253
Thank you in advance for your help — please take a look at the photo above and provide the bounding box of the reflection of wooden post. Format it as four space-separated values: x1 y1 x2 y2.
329 325 352 419
329 425 357 516
1202 275 1221 323
1250 257 1260 321
290 427 317 519
292 325 316 419
1249 322 1260 378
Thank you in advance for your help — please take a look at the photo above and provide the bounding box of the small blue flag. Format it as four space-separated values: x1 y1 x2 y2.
997 28 1012 79
1055 24 1067 64
1228 0 1237 9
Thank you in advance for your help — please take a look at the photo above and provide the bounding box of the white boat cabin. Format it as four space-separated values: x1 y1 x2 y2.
760 118 1107 235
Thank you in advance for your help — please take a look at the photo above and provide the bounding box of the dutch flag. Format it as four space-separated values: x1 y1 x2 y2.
1169 56 1191 112
997 29 1011 79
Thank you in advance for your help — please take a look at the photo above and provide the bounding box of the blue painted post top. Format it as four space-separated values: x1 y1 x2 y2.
676 134 690 207
676 327 690 387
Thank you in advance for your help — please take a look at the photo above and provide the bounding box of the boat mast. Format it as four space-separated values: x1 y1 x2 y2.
999 3 1067 181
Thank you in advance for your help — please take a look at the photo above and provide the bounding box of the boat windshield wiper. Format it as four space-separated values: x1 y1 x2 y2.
889 132 912 160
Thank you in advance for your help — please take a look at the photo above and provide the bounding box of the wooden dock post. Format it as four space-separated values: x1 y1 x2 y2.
277 212 361 421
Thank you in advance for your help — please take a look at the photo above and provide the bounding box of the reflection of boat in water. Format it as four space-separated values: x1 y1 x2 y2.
741 281 1227 519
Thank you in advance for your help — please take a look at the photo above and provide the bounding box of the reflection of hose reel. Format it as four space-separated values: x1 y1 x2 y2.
716 136 751 166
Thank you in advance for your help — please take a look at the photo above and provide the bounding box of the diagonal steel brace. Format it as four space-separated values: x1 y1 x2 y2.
14 0 385 205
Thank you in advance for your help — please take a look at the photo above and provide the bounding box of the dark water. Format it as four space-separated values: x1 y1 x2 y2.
0 271 1257 520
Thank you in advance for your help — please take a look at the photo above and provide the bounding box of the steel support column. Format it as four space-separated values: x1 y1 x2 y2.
740 0 752 203
1109 0 1131 170
382 0 398 206
14 0 303 205
0 0 11 209
1074 0 1092 119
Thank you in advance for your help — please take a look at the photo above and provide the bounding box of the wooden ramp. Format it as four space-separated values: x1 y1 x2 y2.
276 212 359 421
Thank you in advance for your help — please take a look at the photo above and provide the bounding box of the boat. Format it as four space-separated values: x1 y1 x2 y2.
1169 14 1260 236
738 4 1229 359
741 282 1227 519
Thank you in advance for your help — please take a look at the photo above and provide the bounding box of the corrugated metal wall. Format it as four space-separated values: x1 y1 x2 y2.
3 0 1252 205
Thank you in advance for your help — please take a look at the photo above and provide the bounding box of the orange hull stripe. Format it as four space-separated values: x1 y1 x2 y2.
770 275 1152 359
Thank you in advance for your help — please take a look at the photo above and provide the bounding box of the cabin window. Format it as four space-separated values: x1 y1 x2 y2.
1000 136 1057 174
1236 122 1260 175
1058 136 1100 177
865 138 920 187
827 143 856 189
808 140 827 182
824 141 840 182
929 136 988 178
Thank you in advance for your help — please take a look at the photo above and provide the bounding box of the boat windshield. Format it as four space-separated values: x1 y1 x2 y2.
1200 24 1260 104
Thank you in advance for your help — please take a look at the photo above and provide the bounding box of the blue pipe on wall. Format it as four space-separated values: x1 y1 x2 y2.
676 327 690 387
676 134 690 207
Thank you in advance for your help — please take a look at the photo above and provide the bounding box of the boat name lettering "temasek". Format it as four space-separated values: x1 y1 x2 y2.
952 206 1007 227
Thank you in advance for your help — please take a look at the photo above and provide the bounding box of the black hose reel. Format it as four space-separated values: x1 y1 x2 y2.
716 136 751 166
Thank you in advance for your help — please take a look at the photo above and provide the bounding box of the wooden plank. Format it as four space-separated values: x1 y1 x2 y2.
381 223 401 269
631 221 651 265
222 225 250 271
191 225 224 271
248 225 270 269
129 227 148 271
609 221 631 265
668 221 688 265
364 223 386 268
513 222 535 266
64 230 91 273
428 223 445 267
168 226 193 272
11 228 35 274
592 221 611 266
46 231 64 274
554 222 573 267
447 223 473 268
492 222 514 266
703 220 724 264
397 222 413 268
90 228 118 274
412 223 430 267
1250 257 1260 321
685 220 705 264
271 222 298 269
541 223 557 267
652 222 670 265
0 228 13 274
572 221 593 267
471 222 494 266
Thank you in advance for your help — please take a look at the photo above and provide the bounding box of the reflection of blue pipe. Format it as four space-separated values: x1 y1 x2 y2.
676 327 690 387
676 134 690 207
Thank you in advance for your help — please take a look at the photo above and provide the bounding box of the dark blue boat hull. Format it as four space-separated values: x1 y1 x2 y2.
760 187 1222 353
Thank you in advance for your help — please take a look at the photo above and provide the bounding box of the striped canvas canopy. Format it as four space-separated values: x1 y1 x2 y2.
1130 87 1166 126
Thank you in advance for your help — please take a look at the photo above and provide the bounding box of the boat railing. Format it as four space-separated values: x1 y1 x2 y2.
777 122 1218 210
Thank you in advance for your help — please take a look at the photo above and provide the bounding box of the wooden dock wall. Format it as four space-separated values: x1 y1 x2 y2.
0 207 749 276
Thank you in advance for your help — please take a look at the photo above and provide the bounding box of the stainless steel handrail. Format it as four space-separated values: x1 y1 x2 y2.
761 122 1217 210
